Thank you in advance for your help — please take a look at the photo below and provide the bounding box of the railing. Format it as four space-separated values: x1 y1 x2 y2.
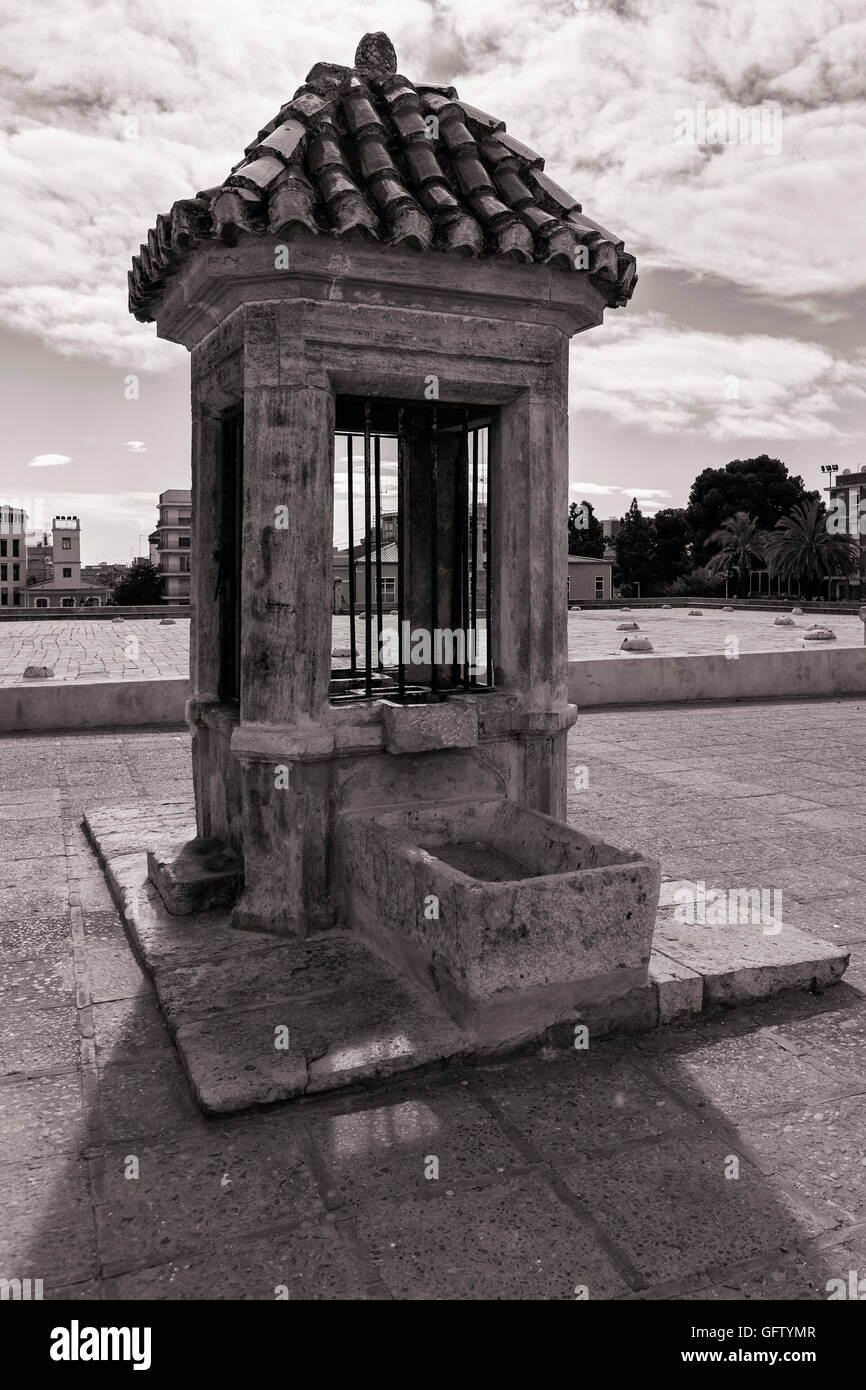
331 397 493 705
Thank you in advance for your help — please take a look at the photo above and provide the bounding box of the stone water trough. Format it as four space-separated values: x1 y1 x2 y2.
337 797 660 1047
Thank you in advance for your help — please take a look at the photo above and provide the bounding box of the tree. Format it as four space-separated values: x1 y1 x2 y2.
686 457 817 568
652 508 690 586
568 499 605 557
704 512 766 599
763 499 859 599
112 561 163 605
614 498 655 593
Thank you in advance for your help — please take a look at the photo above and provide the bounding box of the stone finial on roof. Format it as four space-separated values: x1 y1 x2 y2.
354 31 398 77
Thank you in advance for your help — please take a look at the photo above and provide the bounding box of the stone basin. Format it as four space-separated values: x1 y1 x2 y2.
336 797 660 1046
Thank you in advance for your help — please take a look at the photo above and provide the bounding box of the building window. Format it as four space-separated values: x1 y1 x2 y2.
0 564 5 580
62 567 72 578
179 555 190 573
378 577 396 604
12 591 20 606
179 536 191 548
13 564 19 581
61 597 75 607
0 592 6 606
178 514 191 525
12 539 19 558
62 537 71 550
0 539 5 557
595 576 604 599
35 598 48 608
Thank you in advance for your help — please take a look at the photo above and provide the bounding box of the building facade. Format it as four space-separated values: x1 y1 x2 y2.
0 506 27 609
826 467 866 600
153 490 192 603
568 555 613 602
25 531 52 587
24 517 111 607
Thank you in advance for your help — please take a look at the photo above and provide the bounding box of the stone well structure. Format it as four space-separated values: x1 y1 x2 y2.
129 32 652 1038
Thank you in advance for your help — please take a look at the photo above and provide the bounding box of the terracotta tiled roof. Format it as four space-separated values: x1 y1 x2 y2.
129 32 637 322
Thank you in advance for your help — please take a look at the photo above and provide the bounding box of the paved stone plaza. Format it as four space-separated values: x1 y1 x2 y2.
2 611 862 689
0 621 191 687
1 699 865 1300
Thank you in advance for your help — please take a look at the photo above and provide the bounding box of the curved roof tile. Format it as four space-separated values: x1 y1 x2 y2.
128 31 637 322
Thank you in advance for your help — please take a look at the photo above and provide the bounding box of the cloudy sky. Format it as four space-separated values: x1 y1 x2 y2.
2 0 864 560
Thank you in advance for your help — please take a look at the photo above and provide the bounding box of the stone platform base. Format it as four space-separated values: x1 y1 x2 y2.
84 800 850 1116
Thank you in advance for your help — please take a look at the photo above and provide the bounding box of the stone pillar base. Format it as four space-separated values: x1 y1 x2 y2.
147 837 243 917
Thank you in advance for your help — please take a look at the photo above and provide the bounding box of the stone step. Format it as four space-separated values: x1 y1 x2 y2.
650 878 849 1022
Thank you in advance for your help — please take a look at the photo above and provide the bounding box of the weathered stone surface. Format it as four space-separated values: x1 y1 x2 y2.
380 698 479 754
650 950 703 1024
147 837 243 915
338 796 660 1043
174 967 472 1112
654 912 848 1004
354 1176 630 1300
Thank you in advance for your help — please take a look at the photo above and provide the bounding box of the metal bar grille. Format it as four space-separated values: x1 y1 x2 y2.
374 432 384 672
429 403 439 696
332 398 494 705
396 406 406 701
345 435 357 673
363 401 373 700
485 425 493 688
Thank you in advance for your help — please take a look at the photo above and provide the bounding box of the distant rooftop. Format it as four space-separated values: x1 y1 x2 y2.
129 31 636 322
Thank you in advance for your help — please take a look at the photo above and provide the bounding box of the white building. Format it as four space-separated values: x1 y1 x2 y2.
153 490 192 603
0 506 27 609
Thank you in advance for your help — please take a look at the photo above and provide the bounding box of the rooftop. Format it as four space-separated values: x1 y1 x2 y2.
129 31 636 323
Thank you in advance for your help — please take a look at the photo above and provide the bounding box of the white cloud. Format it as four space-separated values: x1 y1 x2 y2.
569 312 866 439
28 453 71 467
621 488 673 499
569 480 618 495
0 0 863 370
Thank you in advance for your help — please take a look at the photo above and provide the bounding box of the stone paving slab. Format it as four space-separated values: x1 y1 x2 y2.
2 710 865 1302
85 816 474 1112
652 887 848 1005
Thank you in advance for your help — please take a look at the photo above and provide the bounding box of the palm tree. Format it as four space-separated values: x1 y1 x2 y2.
704 511 766 599
763 498 859 600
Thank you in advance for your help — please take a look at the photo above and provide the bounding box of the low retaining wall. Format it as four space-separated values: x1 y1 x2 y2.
0 677 189 732
0 606 191 623
569 646 866 709
3 647 865 732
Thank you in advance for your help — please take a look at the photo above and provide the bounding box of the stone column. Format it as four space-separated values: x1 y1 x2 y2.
230 333 336 934
494 339 572 820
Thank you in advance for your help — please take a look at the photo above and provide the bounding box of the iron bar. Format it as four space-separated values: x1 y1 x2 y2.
363 402 372 699
397 406 406 700
430 403 439 696
345 434 357 675
470 425 479 687
374 432 384 671
484 427 493 688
